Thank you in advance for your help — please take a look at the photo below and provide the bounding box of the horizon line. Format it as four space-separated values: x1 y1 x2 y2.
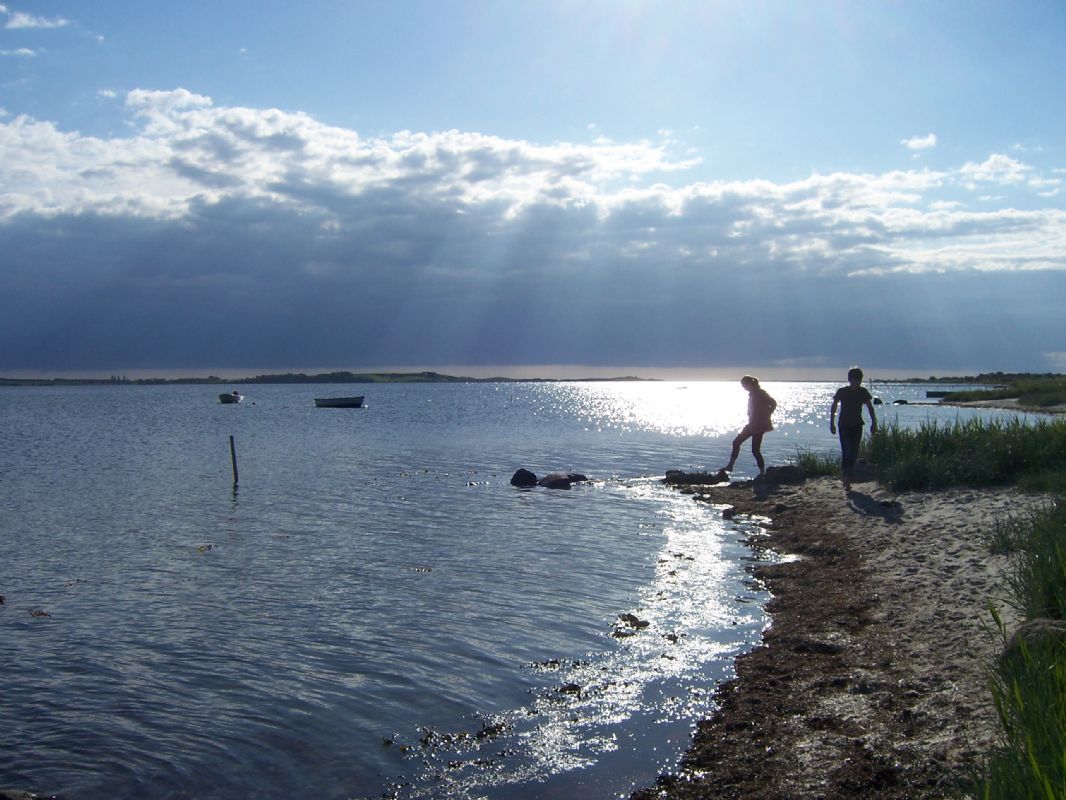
0 364 1037 383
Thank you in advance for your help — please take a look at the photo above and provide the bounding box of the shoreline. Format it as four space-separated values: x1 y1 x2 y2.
948 398 1066 415
633 474 1047 799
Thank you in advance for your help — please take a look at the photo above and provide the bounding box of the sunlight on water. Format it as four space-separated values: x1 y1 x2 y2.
536 380 851 444
537 382 747 438
386 479 770 799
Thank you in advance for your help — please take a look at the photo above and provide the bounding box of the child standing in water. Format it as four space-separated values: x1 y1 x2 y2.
722 375 777 476
829 367 878 491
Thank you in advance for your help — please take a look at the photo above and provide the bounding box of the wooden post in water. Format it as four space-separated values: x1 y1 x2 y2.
229 435 239 487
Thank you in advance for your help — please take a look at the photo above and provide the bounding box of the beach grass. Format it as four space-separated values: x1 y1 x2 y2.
791 447 839 478
980 608 1066 800
864 417 1066 492
970 501 1065 800
1003 502 1066 623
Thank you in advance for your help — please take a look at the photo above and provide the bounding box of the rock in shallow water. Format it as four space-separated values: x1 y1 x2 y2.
510 469 589 489
510 468 538 487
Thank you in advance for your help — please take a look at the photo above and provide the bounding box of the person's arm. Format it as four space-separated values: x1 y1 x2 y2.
829 398 839 434
865 400 877 434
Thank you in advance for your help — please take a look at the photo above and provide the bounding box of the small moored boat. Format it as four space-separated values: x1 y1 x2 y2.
219 390 244 404
314 396 365 408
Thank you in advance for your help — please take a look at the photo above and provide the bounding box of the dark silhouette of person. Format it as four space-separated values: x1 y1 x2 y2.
722 375 777 476
830 366 878 491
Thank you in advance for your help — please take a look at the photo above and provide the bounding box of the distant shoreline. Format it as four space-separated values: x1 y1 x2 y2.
0 370 654 387
1 370 1052 388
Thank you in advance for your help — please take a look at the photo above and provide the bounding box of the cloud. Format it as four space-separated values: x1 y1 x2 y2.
960 153 1030 184
901 133 937 150
1 47 35 56
3 7 70 29
1 90 1064 372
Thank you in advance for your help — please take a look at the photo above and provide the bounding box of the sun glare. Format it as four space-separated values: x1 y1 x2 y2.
554 381 747 437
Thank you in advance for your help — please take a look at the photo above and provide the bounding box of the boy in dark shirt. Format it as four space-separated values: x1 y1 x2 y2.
829 367 878 491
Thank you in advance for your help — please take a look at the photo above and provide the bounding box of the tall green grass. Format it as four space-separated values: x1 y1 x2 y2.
981 481 1066 798
979 608 1066 800
1004 502 1066 622
978 504 1066 799
791 447 839 478
865 417 1066 492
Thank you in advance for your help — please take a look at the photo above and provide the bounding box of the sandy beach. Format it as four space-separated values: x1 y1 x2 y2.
634 472 1049 799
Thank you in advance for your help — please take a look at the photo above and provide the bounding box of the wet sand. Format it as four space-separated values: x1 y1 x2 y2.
633 474 1048 799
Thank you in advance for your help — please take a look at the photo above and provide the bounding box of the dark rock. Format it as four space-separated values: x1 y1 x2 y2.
664 469 730 486
760 465 806 484
512 469 588 489
618 612 650 629
475 721 507 740
538 472 585 489
538 474 571 490
892 399 909 405
510 468 538 487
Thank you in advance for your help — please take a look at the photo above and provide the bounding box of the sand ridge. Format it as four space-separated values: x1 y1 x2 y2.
634 474 1047 799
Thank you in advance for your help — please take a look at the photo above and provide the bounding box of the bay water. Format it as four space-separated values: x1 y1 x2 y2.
0 381 1018 799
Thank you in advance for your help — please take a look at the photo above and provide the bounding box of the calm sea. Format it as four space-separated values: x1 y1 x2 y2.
0 381 1019 799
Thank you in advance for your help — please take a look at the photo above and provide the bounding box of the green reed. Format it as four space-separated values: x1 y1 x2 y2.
977 497 1066 797
978 607 1066 800
865 417 1066 492
791 447 840 478
1004 502 1066 623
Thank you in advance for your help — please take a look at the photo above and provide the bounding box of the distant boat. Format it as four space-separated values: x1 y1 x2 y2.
314 396 365 408
219 390 244 404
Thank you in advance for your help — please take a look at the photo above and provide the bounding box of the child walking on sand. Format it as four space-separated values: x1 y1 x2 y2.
829 367 878 491
722 375 777 476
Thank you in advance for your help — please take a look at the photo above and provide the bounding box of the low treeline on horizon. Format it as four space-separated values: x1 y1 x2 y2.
0 370 644 387
1 369 1063 388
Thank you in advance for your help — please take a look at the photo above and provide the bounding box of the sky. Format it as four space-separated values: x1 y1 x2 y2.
2 1 1065 380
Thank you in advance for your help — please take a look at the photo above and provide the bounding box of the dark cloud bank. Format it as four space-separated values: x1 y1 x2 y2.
2 198 1061 375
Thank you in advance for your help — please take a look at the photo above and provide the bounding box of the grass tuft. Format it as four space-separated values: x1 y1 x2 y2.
791 447 839 478
865 417 1066 492
977 608 1066 799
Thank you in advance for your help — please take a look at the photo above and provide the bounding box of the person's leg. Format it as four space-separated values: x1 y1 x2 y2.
839 425 861 489
751 432 765 475
724 428 752 471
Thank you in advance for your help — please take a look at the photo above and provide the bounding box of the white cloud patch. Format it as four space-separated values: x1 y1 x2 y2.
1 46 35 56
901 133 937 150
4 8 70 29
0 91 1062 281
960 153 1030 184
